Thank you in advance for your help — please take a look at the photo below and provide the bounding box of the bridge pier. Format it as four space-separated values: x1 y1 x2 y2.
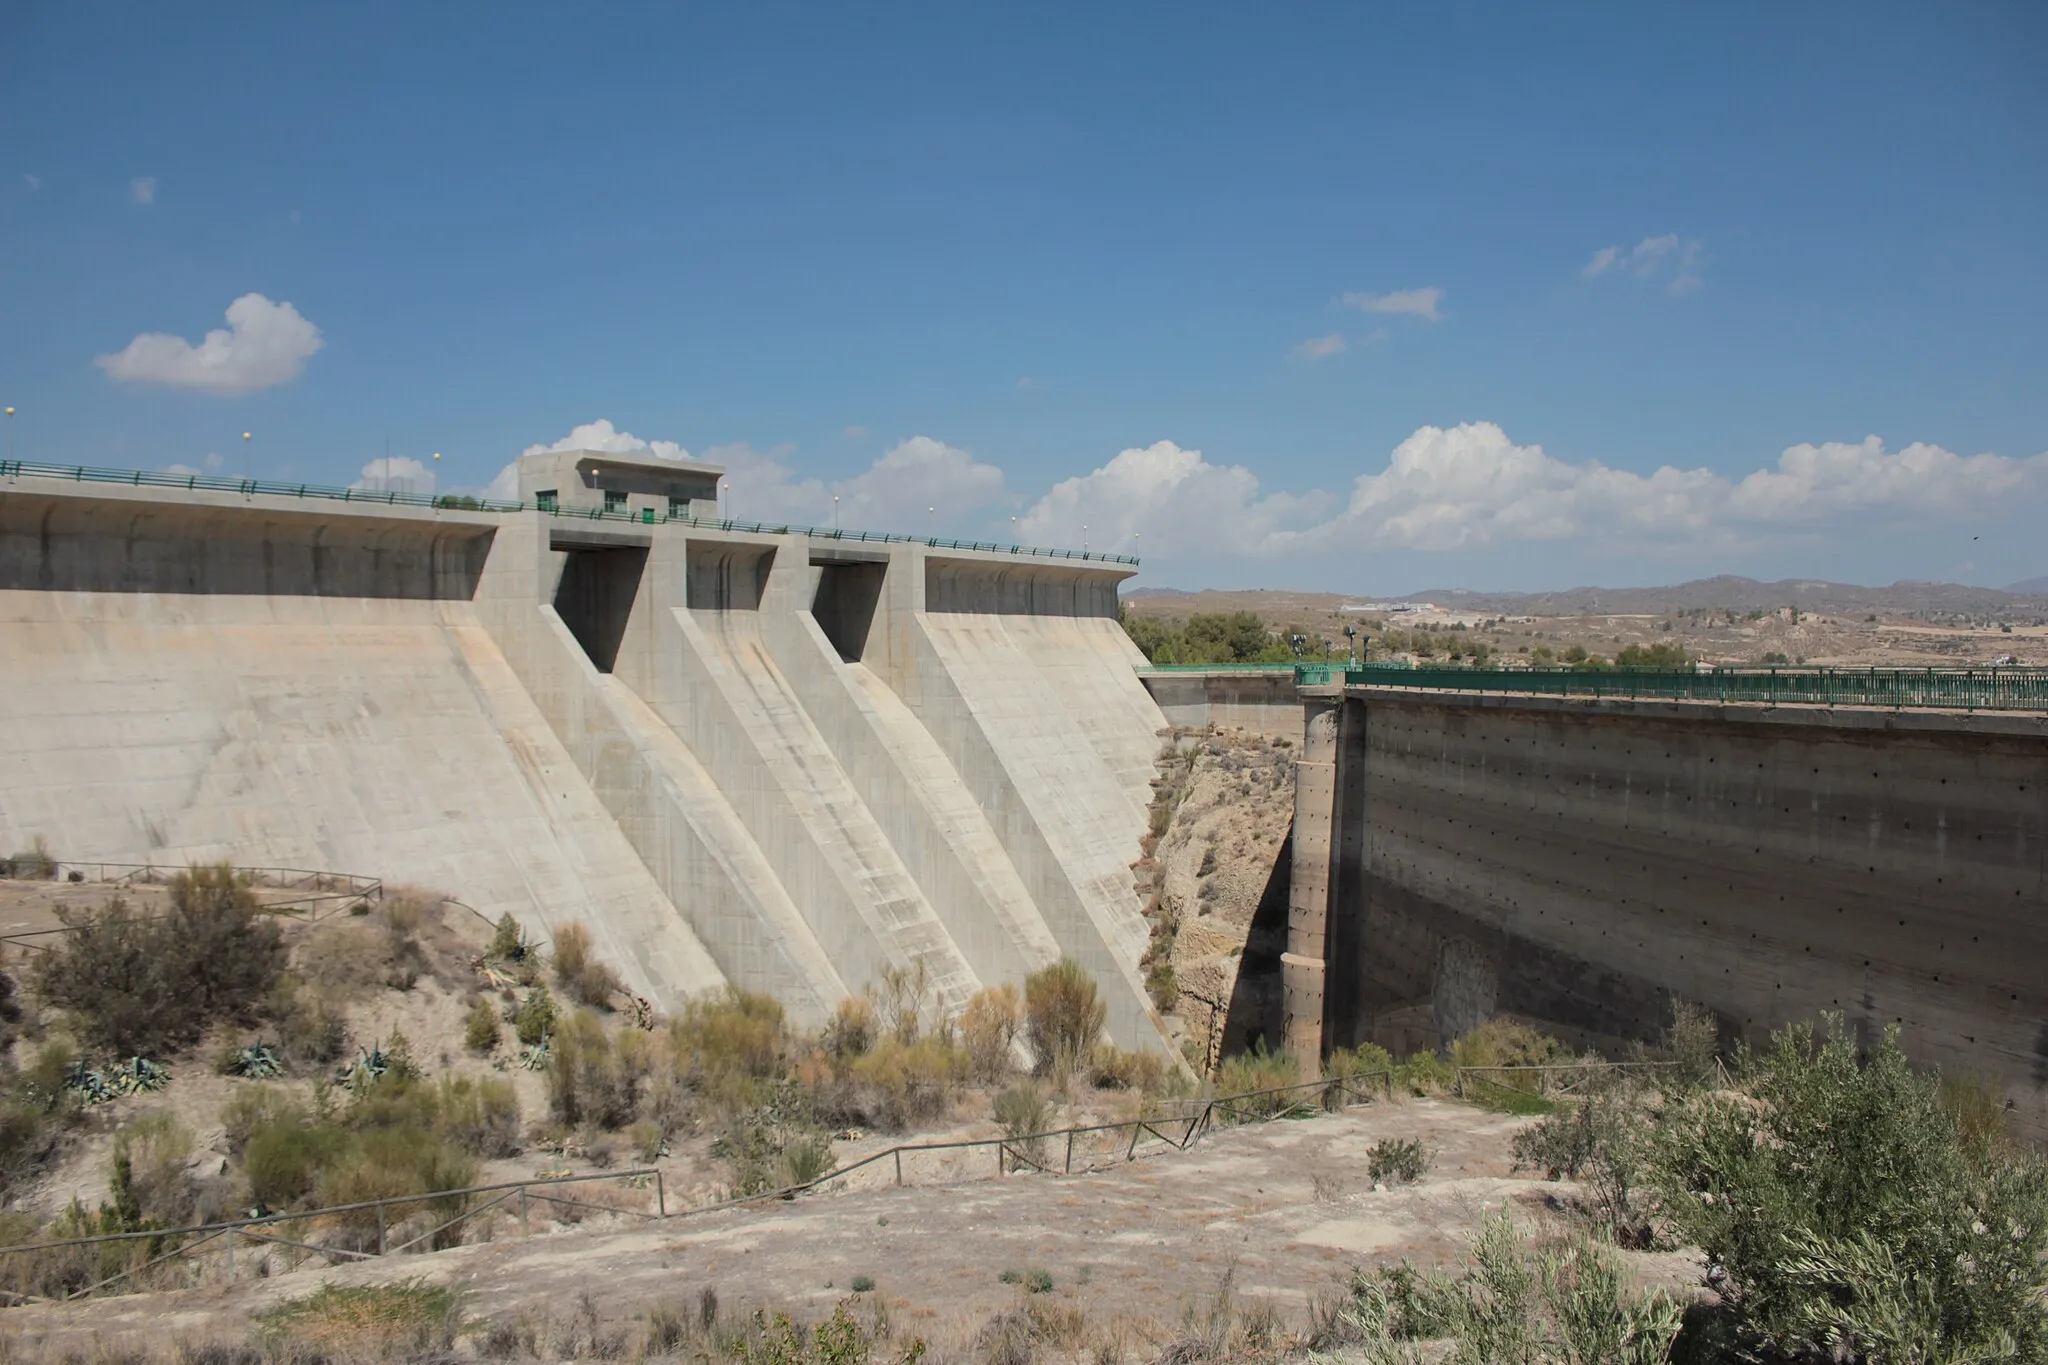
1282 694 1339 1063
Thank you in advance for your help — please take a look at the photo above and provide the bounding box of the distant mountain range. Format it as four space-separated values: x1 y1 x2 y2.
1128 575 2048 617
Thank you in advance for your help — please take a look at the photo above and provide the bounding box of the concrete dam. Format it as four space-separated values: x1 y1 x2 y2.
1253 676 2048 1139
0 452 1169 1047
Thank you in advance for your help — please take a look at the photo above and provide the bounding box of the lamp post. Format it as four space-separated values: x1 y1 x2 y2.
1344 624 1357 666
241 431 252 491
3 406 13 466
832 494 840 532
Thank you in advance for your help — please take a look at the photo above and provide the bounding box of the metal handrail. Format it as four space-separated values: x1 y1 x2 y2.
0 863 384 955
0 1059 1682 1302
1290 662 2048 711
0 460 1138 566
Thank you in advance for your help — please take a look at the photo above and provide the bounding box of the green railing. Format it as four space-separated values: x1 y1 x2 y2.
0 460 1138 567
1304 663 2048 712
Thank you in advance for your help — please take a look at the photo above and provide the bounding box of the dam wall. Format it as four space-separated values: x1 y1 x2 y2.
0 472 1170 1040
1290 684 2048 1137
1139 670 1303 742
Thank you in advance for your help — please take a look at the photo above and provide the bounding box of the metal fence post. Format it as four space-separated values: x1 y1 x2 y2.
1064 1130 1074 1173
656 1171 666 1218
520 1186 529 1235
894 1150 903 1187
226 1226 234 1280
376 1203 386 1256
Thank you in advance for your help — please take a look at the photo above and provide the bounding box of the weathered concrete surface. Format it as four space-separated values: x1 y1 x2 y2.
1311 686 2048 1137
1140 670 1304 742
0 474 1168 1038
0 488 725 1008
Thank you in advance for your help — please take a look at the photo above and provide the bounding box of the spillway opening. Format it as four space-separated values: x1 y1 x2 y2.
686 544 774 610
811 560 885 662
555 546 647 672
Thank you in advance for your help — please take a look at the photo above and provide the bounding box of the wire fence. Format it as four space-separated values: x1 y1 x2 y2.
0 460 1138 567
0 1059 1677 1305
0 864 383 955
1291 662 2048 711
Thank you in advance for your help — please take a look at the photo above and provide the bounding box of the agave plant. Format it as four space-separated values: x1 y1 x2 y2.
229 1042 284 1079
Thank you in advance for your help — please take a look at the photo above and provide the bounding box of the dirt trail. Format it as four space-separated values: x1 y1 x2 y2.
4 1099 1700 1357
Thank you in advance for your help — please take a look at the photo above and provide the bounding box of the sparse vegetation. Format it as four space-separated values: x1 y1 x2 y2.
552 921 624 1009
464 995 500 1053
1318 1209 1683 1364
993 1081 1051 1169
1366 1138 1428 1186
33 864 285 1057
257 1280 464 1360
960 984 1023 1082
1 836 57 880
1023 958 1106 1086
1654 1013 2048 1362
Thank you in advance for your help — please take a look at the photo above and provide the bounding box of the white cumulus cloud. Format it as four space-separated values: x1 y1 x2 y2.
352 457 435 496
95 293 324 395
1339 287 1443 321
506 420 1007 532
1019 440 1328 558
708 436 1005 530
1582 234 1704 295
1291 333 1347 361
130 177 156 205
522 417 691 463
1018 424 2048 564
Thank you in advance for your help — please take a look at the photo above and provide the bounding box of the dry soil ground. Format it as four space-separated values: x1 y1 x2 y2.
3 1098 1698 1361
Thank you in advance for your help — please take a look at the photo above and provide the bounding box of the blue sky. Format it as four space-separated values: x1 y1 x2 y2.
4 3 2045 592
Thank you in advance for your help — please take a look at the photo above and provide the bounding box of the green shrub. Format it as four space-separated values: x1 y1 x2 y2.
464 998 500 1054
245 1119 351 1208
550 922 623 1009
839 1036 965 1131
488 913 527 963
850 1274 875 1294
1088 1043 1171 1094
781 1132 835 1188
436 1075 521 1157
268 977 349 1068
2 837 56 880
1450 1017 1571 1071
1024 959 1105 1084
1367 1138 1429 1185
547 1009 637 1130
993 1082 1050 1169
514 983 557 1046
823 995 878 1059
674 987 788 1086
1145 958 1178 1013
1393 1050 1455 1096
258 1281 461 1360
959 985 1021 1082
1322 1042 1396 1102
1213 1040 1301 1120
34 865 285 1057
1513 1073 1654 1245
1652 1014 2048 1360
1323 1210 1681 1363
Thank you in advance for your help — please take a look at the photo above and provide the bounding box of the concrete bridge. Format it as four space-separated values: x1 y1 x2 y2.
1136 666 2048 1139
